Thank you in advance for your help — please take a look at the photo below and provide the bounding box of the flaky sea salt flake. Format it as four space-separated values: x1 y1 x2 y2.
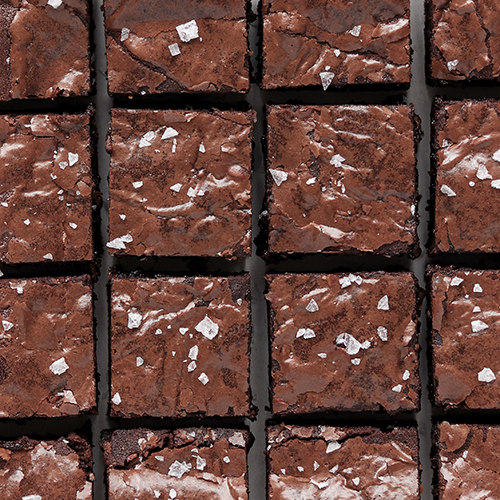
478 367 496 383
162 127 179 140
169 43 181 56
471 319 489 333
319 72 335 90
49 357 69 375
168 460 192 478
176 20 199 43
306 298 319 312
296 328 316 339
121 28 130 42
440 184 456 197
270 169 288 186
377 295 389 310
195 315 219 340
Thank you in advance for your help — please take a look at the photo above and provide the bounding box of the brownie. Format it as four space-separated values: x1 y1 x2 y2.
0 433 93 499
434 422 500 499
0 0 91 100
428 266 500 409
262 0 411 90
0 111 95 265
267 425 420 499
430 99 500 254
262 105 420 258
107 109 255 259
102 427 250 499
0 276 95 418
426 0 500 85
110 274 251 418
104 0 250 95
266 272 420 414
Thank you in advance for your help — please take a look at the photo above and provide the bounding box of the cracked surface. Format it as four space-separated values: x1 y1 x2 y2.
263 105 419 257
431 99 500 254
427 0 500 83
266 272 420 415
103 427 249 499
429 267 500 409
104 0 250 94
0 434 93 499
110 275 251 418
0 0 91 100
435 422 500 499
108 109 254 259
0 111 95 264
267 425 420 499
0 276 95 418
262 0 411 89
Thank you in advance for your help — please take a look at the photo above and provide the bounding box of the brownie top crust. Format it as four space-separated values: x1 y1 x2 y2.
435 422 500 499
431 99 500 254
0 433 93 499
264 105 419 257
262 0 411 89
107 109 254 259
427 0 500 83
0 111 95 265
110 274 251 418
267 425 420 499
429 267 500 409
0 276 96 418
103 427 249 499
267 272 420 414
0 0 91 100
104 0 250 94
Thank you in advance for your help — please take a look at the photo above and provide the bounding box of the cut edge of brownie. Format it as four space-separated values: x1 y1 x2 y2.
265 271 423 416
257 104 421 261
107 272 255 420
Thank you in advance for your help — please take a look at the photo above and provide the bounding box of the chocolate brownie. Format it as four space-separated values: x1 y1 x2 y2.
0 110 96 265
104 0 250 95
266 272 421 414
0 0 92 100
110 274 251 418
262 105 420 258
267 425 420 499
0 276 96 418
434 422 500 499
102 427 250 499
107 109 254 259
0 433 93 499
429 266 500 409
262 0 411 90
430 99 500 254
426 0 500 84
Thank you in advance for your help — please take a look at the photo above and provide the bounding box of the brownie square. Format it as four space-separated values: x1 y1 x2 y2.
263 105 420 257
266 272 420 415
434 422 500 499
262 0 411 90
429 266 500 409
430 99 500 254
0 111 95 265
104 0 250 95
102 427 250 499
110 274 251 418
426 0 500 84
267 425 420 499
0 276 96 418
0 434 93 499
0 0 91 100
107 109 254 259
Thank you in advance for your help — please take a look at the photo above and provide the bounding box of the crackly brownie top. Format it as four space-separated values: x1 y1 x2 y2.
0 276 95 418
103 427 249 499
110 275 251 418
0 433 93 499
435 422 500 499
267 425 419 499
428 0 500 83
0 112 94 264
262 0 411 89
429 267 500 409
104 0 250 94
265 105 419 257
431 99 500 254
266 272 420 414
0 0 91 100
107 109 254 259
